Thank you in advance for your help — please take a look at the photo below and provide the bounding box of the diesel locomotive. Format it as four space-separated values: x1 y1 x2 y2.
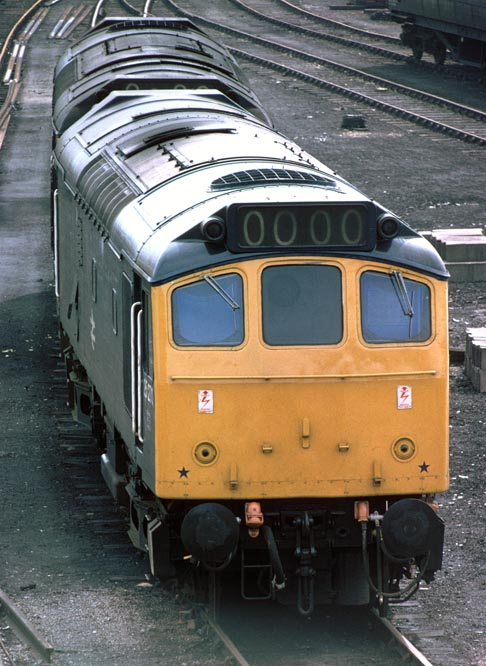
51 17 448 615
390 0 486 67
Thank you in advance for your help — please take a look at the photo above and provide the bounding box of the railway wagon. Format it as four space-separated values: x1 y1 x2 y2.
389 0 486 66
52 18 448 616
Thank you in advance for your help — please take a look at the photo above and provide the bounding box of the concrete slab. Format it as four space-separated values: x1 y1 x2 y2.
446 261 486 282
421 229 486 281
465 327 486 391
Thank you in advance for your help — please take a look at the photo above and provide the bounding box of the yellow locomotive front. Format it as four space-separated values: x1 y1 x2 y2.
154 258 448 500
147 200 448 612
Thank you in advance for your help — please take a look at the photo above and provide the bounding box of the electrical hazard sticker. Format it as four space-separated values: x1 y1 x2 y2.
198 389 214 414
397 385 412 410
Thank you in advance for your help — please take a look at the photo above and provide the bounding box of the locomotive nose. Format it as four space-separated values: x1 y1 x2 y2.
181 503 240 564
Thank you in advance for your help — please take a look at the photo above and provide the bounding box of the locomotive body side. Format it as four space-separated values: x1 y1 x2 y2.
52 18 449 615
390 0 486 65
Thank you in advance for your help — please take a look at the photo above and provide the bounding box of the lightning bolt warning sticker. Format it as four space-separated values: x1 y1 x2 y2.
198 389 214 414
397 385 412 410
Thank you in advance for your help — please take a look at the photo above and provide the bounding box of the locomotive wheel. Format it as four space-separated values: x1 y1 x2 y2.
411 41 423 61
433 44 446 66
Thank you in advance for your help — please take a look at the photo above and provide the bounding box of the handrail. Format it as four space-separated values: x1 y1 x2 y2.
130 301 142 436
136 307 144 444
53 189 59 297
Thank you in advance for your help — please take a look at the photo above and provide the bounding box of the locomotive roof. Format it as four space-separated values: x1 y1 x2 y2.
55 17 204 68
53 17 247 104
54 89 448 283
54 89 323 227
52 60 271 136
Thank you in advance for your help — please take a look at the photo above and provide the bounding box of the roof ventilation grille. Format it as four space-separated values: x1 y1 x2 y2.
211 168 334 191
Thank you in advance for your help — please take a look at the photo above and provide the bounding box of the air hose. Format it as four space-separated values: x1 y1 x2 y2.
360 521 430 602
262 525 286 590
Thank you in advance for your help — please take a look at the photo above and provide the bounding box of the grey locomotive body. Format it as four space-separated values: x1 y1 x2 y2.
52 17 271 136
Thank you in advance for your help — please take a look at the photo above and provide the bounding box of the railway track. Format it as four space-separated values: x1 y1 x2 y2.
274 0 398 39
0 0 48 146
200 598 438 666
254 0 486 81
272 0 400 43
4 0 486 149
0 588 53 663
162 0 486 146
0 1 96 147
230 0 404 56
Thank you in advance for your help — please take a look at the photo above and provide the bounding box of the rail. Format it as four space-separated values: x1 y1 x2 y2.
0 0 48 149
200 610 252 666
274 0 400 44
201 600 441 666
376 612 435 666
0 588 53 663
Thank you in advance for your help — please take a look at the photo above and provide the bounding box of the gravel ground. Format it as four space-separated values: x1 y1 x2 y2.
0 2 485 665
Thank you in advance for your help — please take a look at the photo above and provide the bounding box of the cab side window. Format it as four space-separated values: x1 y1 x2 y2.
361 271 431 343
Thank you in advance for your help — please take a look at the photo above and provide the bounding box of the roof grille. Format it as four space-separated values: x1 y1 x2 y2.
94 18 199 35
211 168 334 191
78 154 140 231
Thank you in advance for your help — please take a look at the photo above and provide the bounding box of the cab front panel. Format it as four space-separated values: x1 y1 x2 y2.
150 257 448 500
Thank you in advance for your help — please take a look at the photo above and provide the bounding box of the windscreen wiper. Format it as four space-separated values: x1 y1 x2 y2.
203 273 240 310
390 270 414 317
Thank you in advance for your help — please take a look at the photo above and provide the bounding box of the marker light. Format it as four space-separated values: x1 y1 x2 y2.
201 216 225 242
377 214 399 240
